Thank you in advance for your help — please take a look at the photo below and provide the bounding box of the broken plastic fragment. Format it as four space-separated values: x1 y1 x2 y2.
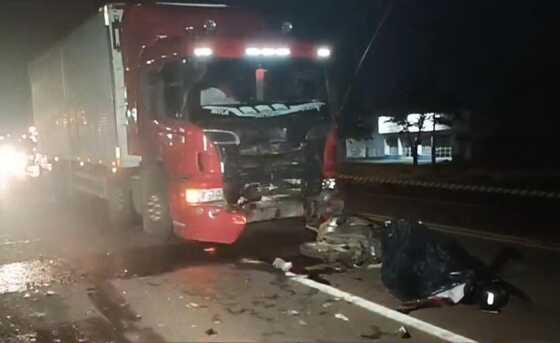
287 310 300 316
29 312 46 319
334 313 349 321
398 326 411 339
239 257 265 265
272 258 293 272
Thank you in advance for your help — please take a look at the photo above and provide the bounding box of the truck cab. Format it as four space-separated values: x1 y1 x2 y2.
33 2 338 244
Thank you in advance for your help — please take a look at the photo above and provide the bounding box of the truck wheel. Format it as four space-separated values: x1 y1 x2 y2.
141 165 172 240
107 176 135 230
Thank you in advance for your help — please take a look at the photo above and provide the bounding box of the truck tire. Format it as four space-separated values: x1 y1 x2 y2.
106 175 135 230
141 165 172 239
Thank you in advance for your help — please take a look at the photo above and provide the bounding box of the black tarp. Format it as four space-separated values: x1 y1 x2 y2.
381 219 498 302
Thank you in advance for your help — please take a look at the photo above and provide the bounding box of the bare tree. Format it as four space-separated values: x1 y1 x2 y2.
387 113 427 166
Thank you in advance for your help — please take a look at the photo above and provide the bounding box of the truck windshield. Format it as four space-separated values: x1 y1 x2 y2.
187 59 328 118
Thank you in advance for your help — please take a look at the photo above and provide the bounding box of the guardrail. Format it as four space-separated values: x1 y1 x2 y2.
337 173 560 200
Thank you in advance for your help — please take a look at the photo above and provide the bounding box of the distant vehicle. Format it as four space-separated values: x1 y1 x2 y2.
29 2 337 244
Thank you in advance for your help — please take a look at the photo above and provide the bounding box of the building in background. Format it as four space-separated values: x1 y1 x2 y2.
345 113 457 164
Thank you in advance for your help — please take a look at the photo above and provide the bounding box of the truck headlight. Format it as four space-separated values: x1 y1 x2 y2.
185 188 224 204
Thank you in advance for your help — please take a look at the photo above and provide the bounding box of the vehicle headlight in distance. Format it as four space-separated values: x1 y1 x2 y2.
0 145 28 177
322 178 336 190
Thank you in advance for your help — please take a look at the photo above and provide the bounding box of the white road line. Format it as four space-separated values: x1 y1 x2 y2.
290 275 478 343
362 213 560 252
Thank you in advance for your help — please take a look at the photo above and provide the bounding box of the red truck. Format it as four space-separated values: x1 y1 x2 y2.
30 2 337 244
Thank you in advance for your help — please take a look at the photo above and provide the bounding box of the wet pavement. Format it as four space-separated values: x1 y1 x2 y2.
0 179 435 342
0 178 559 342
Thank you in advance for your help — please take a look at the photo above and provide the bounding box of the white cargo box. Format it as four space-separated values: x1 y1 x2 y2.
29 6 139 168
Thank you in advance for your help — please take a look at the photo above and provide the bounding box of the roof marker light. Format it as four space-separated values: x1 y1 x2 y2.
245 47 291 57
245 47 260 56
317 47 331 59
276 47 291 56
194 47 213 57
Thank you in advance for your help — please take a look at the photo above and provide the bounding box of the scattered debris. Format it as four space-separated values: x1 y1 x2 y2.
287 310 300 316
46 290 56 296
298 319 308 326
272 258 293 273
239 257 265 265
367 263 383 269
212 314 222 325
322 298 340 308
397 326 411 339
481 309 501 315
205 328 218 336
300 216 383 267
23 292 31 299
334 313 349 321
135 314 142 320
188 302 200 308
29 312 46 319
226 305 247 315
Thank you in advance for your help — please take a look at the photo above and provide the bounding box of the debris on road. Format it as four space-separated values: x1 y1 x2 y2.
300 216 383 267
205 328 218 336
334 313 349 321
226 304 247 315
212 314 222 325
239 257 265 265
321 298 340 308
298 319 308 326
45 290 56 296
287 310 300 316
187 302 200 308
272 258 293 273
397 326 411 339
29 312 46 319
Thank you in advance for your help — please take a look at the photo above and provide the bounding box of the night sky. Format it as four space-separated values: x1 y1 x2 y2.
0 0 556 138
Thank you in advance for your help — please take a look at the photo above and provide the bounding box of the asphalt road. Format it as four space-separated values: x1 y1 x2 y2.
0 177 558 342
